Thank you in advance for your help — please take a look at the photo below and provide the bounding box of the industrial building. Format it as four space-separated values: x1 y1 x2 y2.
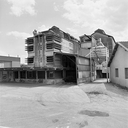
0 56 20 82
0 26 96 84
79 29 116 79
0 55 20 68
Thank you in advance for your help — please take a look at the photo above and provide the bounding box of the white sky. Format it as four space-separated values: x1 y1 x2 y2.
0 0 128 63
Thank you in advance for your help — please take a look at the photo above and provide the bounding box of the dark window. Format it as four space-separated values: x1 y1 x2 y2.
20 71 26 79
27 57 34 64
14 71 18 79
125 68 128 79
115 68 119 77
47 71 54 79
26 38 34 45
38 71 45 79
47 56 53 62
27 71 36 79
26 45 34 52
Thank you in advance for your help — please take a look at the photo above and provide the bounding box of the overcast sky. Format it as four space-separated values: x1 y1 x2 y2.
0 0 128 63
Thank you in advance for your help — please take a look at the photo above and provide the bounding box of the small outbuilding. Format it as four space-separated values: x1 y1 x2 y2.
108 42 128 88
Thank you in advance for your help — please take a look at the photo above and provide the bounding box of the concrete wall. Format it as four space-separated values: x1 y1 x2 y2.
3 62 11 68
81 41 91 49
12 61 20 67
110 46 128 87
61 38 73 53
0 56 20 68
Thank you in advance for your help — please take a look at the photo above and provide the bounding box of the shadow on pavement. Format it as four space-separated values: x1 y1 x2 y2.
0 82 77 88
104 82 128 97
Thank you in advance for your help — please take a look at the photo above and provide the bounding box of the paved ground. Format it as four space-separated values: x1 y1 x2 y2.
0 79 128 128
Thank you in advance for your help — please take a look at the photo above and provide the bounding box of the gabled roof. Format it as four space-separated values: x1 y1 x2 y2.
92 29 116 43
108 42 128 67
119 41 128 50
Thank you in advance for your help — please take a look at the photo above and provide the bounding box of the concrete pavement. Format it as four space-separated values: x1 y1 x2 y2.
0 79 128 128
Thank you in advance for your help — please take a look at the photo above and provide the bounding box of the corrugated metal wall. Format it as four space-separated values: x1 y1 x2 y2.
77 57 91 83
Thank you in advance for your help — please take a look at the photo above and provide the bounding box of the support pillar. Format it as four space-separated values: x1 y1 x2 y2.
45 70 47 84
106 47 108 83
25 71 27 79
36 71 38 82
18 71 20 82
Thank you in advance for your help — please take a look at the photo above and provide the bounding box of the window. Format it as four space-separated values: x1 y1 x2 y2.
27 57 34 64
47 56 53 62
115 68 119 77
125 68 128 79
26 45 34 52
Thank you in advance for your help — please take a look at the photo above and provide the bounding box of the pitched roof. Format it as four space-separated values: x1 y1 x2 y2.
94 29 106 34
119 41 128 50
92 29 116 43
108 42 128 67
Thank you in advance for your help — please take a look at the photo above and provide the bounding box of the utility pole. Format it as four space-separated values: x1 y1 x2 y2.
106 47 108 83
90 48 92 82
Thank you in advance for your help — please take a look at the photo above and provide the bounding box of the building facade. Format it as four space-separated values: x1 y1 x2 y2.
108 42 128 88
26 26 80 68
79 29 115 78
0 56 20 68
0 56 20 82
0 26 95 84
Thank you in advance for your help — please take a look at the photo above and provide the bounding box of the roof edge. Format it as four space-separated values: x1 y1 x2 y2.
118 42 128 52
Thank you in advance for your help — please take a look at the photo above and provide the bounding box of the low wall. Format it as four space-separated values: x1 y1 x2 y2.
44 79 64 85
1 77 64 85
15 79 43 83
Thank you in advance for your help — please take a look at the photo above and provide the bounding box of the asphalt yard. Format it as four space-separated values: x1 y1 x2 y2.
0 79 128 128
